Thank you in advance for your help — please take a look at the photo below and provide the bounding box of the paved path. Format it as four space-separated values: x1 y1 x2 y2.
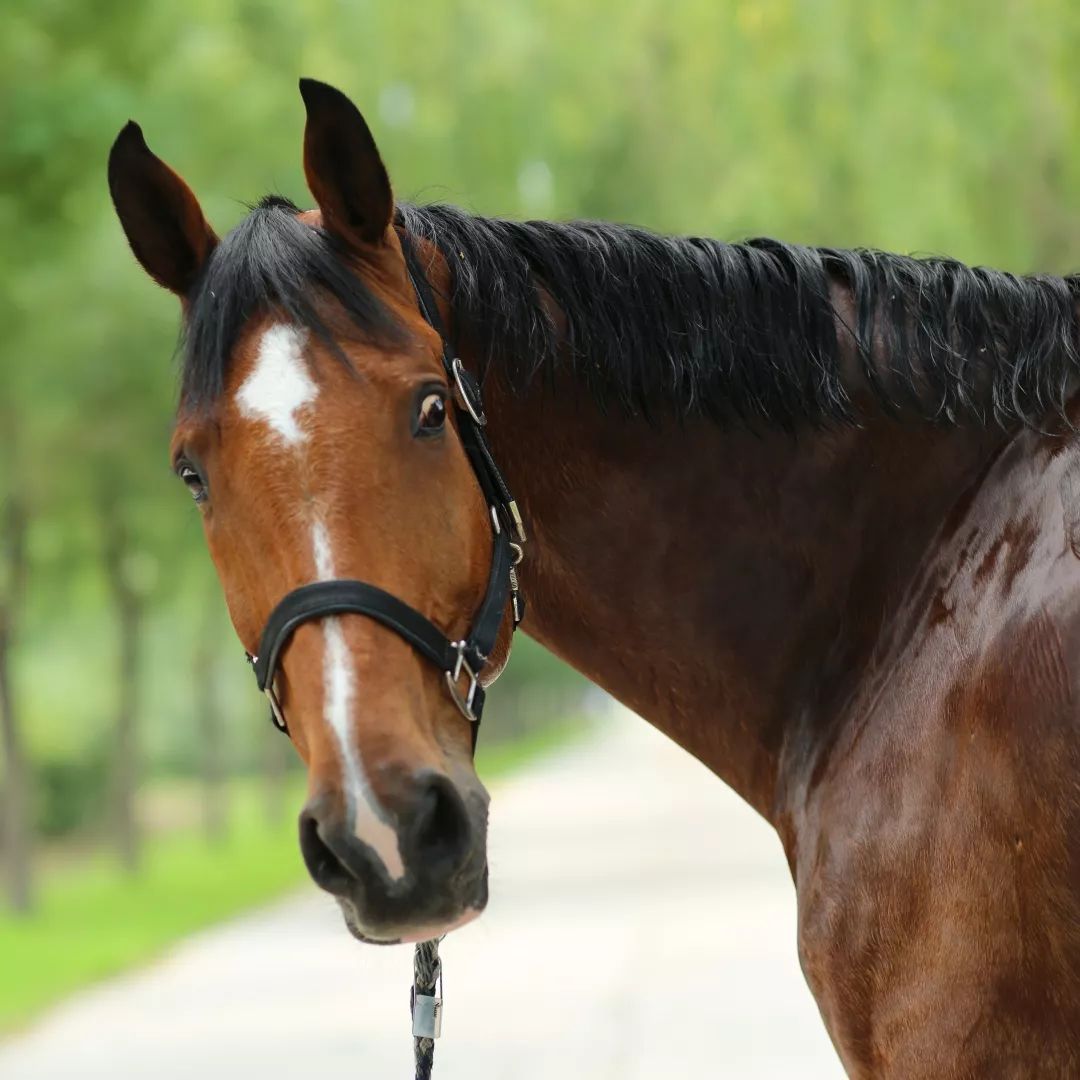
0 709 843 1078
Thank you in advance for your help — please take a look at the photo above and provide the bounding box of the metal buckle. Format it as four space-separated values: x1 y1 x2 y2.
451 357 486 426
506 499 527 545
508 565 524 627
444 641 480 723
248 652 289 734
265 685 289 733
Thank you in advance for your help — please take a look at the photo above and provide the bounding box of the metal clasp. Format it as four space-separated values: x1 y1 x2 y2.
506 499 527 546
264 685 289 733
411 970 444 1039
444 641 481 723
451 357 486 426
247 652 289 734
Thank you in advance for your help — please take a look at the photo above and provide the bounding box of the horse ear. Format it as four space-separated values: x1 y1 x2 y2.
108 122 217 297
299 78 393 248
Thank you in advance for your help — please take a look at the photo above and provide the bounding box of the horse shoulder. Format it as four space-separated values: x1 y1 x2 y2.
790 428 1080 1078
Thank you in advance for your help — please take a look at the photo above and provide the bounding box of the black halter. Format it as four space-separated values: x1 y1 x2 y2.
245 230 525 750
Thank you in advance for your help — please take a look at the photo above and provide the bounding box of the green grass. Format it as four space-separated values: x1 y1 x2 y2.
0 716 589 1035
0 780 309 1034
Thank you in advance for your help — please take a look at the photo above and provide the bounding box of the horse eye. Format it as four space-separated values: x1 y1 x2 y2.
416 391 447 435
177 463 207 504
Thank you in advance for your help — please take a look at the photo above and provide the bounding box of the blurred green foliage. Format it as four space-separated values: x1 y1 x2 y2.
3 1 1080 854
33 748 109 838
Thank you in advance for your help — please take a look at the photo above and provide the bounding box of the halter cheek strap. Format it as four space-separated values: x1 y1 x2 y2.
244 229 525 753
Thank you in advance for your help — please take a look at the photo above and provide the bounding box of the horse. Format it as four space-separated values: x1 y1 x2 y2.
107 78 1080 1076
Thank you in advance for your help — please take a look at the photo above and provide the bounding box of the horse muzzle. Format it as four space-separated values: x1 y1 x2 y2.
298 772 490 943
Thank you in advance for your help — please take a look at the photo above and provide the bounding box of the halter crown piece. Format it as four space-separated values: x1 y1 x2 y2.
242 230 526 1080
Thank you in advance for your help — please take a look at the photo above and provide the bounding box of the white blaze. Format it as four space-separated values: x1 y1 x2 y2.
236 324 317 444
312 521 406 882
237 323 405 882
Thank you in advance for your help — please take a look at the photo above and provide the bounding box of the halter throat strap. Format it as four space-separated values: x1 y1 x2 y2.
245 229 525 750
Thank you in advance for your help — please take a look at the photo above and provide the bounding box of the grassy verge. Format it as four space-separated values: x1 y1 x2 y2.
0 715 589 1035
0 780 308 1034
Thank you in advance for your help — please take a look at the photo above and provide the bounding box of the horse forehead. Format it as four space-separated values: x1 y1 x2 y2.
234 322 318 445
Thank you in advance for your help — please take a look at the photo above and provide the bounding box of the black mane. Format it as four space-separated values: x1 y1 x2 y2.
183 196 1080 428
182 196 407 405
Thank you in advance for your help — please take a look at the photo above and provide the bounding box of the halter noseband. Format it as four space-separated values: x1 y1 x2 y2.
244 230 525 750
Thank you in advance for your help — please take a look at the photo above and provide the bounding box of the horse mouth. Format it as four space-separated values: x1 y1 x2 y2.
336 868 489 945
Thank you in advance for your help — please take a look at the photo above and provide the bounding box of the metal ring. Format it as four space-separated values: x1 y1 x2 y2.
265 685 289 734
444 641 480 722
451 357 486 426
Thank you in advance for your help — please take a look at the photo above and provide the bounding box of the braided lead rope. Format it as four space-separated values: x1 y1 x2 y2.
412 938 443 1079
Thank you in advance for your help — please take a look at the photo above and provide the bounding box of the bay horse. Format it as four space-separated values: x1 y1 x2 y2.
107 79 1080 1076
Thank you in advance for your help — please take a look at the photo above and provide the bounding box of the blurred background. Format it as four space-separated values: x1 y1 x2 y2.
3 0 1080 1071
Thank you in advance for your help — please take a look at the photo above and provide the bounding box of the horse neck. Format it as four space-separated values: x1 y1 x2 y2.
480 369 1010 820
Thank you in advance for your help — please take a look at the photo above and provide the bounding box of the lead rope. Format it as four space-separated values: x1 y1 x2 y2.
411 938 443 1079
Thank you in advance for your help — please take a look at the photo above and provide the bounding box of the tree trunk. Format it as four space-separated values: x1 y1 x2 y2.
0 495 32 913
101 501 142 874
195 605 227 844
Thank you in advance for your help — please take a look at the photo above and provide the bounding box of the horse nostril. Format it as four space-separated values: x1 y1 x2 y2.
410 773 472 877
298 807 358 898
